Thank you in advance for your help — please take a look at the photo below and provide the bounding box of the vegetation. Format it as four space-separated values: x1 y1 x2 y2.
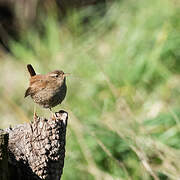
0 0 180 179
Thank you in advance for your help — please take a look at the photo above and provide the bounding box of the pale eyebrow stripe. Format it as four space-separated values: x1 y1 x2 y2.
49 73 58 77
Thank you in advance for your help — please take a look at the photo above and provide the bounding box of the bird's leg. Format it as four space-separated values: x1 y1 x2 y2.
49 108 56 120
33 104 38 120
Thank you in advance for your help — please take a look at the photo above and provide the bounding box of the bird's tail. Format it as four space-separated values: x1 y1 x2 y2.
27 64 36 76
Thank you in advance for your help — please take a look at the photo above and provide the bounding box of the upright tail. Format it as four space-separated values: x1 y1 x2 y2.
27 64 36 77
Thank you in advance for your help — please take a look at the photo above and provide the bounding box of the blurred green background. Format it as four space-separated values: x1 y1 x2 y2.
0 0 180 179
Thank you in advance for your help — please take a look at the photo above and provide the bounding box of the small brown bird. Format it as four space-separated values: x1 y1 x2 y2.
25 64 67 115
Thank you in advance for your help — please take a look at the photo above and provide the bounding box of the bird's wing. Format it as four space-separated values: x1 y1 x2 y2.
25 76 49 97
24 87 31 97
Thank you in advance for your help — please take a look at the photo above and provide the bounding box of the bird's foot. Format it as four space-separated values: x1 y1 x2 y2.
33 112 38 121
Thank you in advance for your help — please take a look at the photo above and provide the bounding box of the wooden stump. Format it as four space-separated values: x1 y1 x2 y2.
0 110 68 180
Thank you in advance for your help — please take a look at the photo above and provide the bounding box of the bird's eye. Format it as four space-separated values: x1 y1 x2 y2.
55 74 59 77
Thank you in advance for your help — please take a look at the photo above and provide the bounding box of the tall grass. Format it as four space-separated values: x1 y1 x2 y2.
0 0 180 179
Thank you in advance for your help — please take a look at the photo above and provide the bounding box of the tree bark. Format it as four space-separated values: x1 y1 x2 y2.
0 110 68 180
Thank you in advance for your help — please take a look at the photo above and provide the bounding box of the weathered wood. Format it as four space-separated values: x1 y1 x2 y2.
0 130 9 180
3 110 68 180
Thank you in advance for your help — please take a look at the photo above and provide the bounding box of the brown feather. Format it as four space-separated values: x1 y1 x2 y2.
27 75 49 95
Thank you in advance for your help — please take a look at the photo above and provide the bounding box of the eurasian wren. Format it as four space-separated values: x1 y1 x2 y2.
25 64 67 110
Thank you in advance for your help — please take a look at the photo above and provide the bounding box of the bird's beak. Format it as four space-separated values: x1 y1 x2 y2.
63 73 71 77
